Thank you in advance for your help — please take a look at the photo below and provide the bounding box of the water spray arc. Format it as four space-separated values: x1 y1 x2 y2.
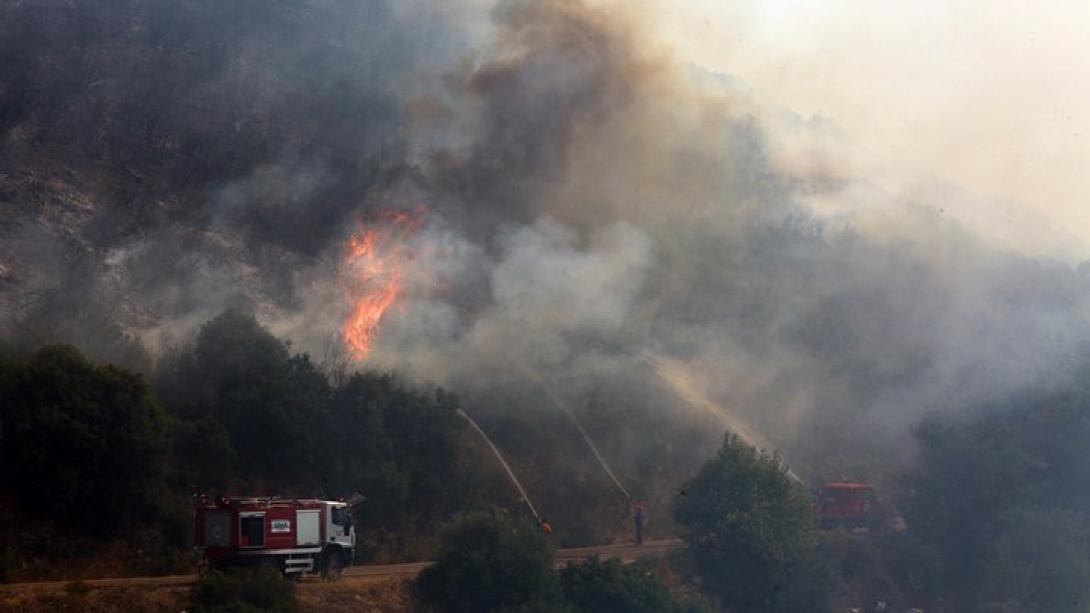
522 367 632 501
642 351 803 483
457 408 542 521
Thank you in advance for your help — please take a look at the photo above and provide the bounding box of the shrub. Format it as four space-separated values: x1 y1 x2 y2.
415 510 563 612
190 569 297 613
560 557 683 613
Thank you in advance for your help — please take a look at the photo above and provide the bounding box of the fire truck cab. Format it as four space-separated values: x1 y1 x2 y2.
196 496 356 579
815 482 885 530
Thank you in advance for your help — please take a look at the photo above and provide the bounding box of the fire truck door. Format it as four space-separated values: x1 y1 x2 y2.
297 510 320 546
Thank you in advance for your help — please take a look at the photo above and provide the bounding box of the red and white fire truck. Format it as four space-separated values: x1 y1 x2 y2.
195 495 356 579
814 482 886 530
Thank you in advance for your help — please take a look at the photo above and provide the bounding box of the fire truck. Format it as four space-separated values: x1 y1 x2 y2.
195 495 356 579
815 482 886 530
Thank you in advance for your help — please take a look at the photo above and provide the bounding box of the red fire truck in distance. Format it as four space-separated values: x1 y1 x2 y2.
815 482 886 530
195 495 356 579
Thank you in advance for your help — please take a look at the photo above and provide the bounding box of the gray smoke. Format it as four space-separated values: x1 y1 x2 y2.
3 0 1090 484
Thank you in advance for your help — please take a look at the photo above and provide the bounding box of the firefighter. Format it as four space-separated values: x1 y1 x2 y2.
539 517 553 535
633 502 646 546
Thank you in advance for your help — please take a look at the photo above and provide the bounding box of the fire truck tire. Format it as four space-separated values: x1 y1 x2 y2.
258 557 281 575
322 551 344 582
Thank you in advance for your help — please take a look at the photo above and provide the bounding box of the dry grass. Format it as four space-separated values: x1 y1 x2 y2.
0 576 419 613
296 577 418 613
0 586 187 613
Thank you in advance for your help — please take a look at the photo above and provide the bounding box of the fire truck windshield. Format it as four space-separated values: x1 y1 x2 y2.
332 506 352 529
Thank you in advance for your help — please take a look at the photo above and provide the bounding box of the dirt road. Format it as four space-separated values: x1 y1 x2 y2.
0 538 684 594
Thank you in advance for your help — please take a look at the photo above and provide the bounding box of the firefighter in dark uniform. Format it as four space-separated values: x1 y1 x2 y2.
633 502 646 546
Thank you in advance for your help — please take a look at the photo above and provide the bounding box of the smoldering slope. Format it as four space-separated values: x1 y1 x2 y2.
365 0 1090 479
3 0 1090 482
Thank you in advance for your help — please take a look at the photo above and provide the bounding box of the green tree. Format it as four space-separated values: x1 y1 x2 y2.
901 391 1090 605
976 509 1090 612
673 434 819 612
324 375 473 538
154 310 331 488
416 510 563 612
0 345 168 535
169 414 238 492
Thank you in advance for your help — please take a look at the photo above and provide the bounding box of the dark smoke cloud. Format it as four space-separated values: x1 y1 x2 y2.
426 0 645 239
4 0 1090 485
0 0 481 357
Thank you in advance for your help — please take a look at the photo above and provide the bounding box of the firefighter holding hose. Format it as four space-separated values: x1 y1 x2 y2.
633 501 646 546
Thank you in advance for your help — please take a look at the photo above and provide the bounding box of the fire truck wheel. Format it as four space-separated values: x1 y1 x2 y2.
323 552 344 582
258 557 281 575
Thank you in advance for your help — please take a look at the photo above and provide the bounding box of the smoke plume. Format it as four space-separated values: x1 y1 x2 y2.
3 0 1090 484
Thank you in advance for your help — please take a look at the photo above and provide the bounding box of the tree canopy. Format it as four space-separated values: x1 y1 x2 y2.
674 433 819 612
155 310 331 487
0 345 168 535
415 510 563 613
901 386 1090 610
0 310 513 573
154 310 500 560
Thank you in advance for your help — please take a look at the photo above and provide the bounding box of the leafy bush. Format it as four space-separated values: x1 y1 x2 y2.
417 514 704 612
190 569 297 613
673 434 821 612
416 510 563 612
807 530 940 612
560 557 691 613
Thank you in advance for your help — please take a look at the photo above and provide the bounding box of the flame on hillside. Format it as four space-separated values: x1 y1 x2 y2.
342 209 426 361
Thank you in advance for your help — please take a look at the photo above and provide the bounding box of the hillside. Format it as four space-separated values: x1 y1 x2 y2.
5 1 1090 611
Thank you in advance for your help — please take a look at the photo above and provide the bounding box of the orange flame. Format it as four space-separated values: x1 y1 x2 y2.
342 209 426 361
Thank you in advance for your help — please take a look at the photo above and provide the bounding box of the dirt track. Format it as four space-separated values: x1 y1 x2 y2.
0 538 684 594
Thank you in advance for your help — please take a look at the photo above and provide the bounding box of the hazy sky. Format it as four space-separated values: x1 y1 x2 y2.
639 0 1090 260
